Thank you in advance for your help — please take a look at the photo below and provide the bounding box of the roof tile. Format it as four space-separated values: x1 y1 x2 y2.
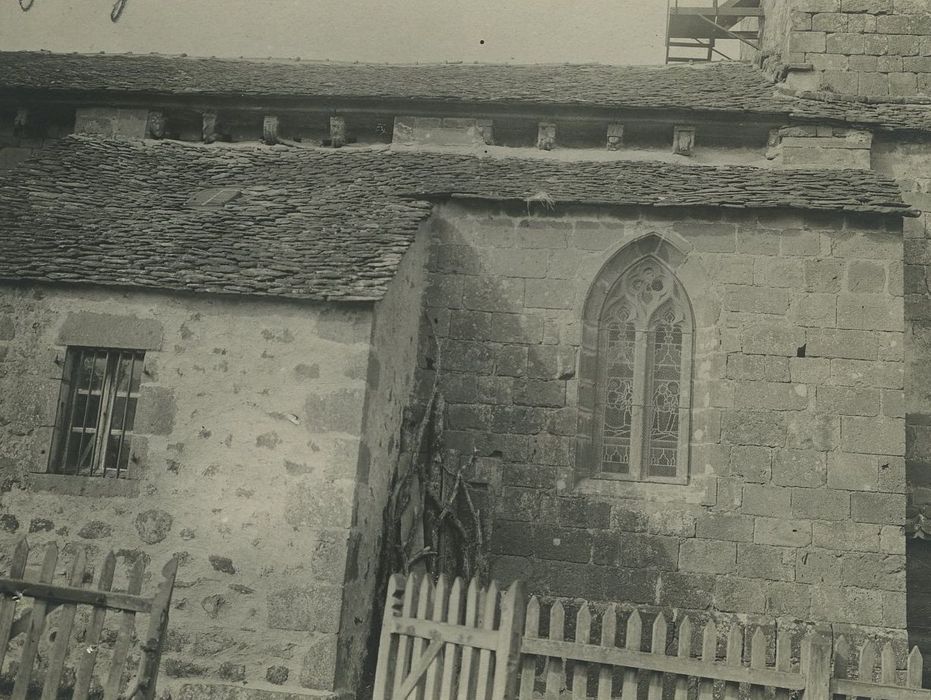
0 136 912 302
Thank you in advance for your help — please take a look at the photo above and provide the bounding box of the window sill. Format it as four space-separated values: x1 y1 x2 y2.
574 474 713 505
27 473 139 498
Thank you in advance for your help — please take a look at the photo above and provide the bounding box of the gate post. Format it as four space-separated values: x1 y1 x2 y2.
491 580 527 700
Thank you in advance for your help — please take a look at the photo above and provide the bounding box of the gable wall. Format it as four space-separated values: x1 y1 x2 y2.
418 201 907 647
0 284 375 698
755 0 931 97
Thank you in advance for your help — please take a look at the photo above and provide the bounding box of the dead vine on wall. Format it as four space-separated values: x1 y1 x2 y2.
384 311 489 583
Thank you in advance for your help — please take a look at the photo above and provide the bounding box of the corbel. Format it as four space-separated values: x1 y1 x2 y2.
329 116 347 148
606 123 624 151
263 115 279 145
673 125 696 156
147 111 165 139
537 121 556 151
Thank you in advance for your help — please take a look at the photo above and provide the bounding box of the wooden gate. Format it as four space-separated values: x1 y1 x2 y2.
0 538 178 700
372 573 526 700
373 574 931 700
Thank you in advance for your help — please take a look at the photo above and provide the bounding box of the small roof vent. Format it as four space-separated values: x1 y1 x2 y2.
186 188 241 208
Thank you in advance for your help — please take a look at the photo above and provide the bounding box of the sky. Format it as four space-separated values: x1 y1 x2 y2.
0 0 669 65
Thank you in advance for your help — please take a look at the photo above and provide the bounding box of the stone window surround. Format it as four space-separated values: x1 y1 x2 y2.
26 311 164 498
575 232 709 499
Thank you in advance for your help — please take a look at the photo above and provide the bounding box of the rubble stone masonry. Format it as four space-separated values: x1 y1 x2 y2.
0 285 386 698
419 200 907 643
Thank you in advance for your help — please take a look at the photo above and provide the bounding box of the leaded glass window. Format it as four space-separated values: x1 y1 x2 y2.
593 257 692 482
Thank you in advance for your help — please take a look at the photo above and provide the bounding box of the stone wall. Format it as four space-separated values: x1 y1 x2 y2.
334 223 430 696
0 284 376 698
419 200 908 643
874 136 931 670
757 0 931 97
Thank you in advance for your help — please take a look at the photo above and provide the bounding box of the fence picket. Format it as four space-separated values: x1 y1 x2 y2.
410 575 433 700
519 596 540 700
648 613 667 700
724 625 743 700
393 573 420 699
0 537 29 672
860 640 878 685
909 647 924 689
135 557 179 700
572 604 592 700
623 610 643 700
698 620 716 700
545 600 566 700
834 636 853 700
102 556 145 700
372 574 404 700
475 581 499 700
41 546 87 700
881 642 896 686
597 604 617 700
492 581 526 700
455 577 480 700
439 577 463 700
774 628 792 700
675 617 692 700
73 550 117 700
804 635 832 700
749 627 767 700
423 575 448 700
12 541 59 700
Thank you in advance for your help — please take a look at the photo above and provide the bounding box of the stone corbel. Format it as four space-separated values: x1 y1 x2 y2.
537 122 556 151
673 125 696 156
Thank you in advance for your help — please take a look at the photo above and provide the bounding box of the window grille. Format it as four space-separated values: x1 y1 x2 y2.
593 257 692 482
49 347 144 478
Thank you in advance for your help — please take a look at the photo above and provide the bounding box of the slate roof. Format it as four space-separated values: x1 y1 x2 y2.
2 51 930 133
0 136 912 302
0 51 791 114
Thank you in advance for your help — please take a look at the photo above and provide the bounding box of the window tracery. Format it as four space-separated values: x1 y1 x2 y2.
592 257 692 482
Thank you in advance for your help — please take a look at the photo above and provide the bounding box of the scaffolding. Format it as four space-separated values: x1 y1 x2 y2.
665 0 763 64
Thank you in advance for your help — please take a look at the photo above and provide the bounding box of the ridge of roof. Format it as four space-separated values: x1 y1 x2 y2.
2 51 929 133
0 50 789 114
0 136 912 303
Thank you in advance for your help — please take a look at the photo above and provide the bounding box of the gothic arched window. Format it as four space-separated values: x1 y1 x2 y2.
591 256 692 482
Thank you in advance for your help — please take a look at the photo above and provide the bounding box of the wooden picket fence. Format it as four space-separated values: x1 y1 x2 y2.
0 538 178 700
373 572 931 700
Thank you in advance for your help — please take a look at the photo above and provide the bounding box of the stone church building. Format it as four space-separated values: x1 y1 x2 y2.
0 1 929 698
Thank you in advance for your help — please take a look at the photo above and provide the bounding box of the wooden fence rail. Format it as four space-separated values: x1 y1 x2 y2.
373 574 931 700
0 537 178 700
